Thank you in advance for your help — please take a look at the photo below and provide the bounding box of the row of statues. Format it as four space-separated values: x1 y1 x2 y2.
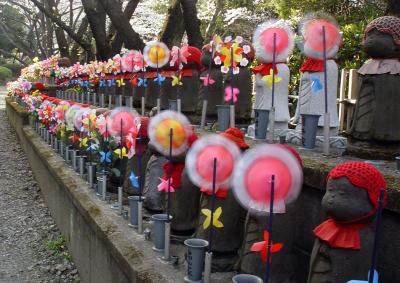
77 16 400 159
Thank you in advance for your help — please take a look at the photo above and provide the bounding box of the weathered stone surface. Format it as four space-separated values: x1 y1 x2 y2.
196 192 246 271
143 153 167 212
170 170 201 235
308 177 375 282
254 63 290 130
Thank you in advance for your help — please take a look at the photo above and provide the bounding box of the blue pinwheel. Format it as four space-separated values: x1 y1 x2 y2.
129 171 139 189
107 79 116 87
87 142 99 152
100 151 111 164
138 77 148 87
347 270 378 283
82 80 90 88
99 80 106 87
154 73 166 86
310 75 323 93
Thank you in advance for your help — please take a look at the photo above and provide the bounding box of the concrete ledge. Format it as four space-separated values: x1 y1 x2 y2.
6 98 186 282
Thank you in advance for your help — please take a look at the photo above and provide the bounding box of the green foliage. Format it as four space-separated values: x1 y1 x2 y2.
0 66 13 81
44 234 72 262
0 4 26 52
1 63 23 76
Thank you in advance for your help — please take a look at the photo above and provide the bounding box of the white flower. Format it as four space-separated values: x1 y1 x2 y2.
243 45 251 54
214 56 222 65
235 36 243 44
224 36 232 43
221 66 229 73
233 67 240 74
240 58 249 67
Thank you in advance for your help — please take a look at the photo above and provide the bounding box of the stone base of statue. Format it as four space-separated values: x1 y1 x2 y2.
347 138 400 160
286 129 347 149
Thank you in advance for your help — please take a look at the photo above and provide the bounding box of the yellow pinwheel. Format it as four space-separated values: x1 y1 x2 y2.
171 75 183 86
113 147 128 159
116 78 126 87
82 113 97 130
219 42 243 68
262 69 283 89
202 207 224 230
79 137 88 148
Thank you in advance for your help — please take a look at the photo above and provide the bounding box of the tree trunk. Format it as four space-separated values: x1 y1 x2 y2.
204 0 224 41
110 0 140 55
180 0 204 48
81 0 111 60
386 0 400 16
159 0 185 48
98 0 145 51
54 27 70 57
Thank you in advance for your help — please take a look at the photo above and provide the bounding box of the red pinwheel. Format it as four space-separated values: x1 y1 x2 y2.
107 107 140 138
299 14 342 59
232 144 303 214
253 19 295 62
186 135 240 193
251 230 283 262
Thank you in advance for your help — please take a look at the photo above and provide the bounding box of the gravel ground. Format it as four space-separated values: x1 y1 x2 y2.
0 89 80 283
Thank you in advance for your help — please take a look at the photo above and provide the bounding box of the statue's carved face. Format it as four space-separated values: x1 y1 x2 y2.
364 29 400 59
322 177 374 222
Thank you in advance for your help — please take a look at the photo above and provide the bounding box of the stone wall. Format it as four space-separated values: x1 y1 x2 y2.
6 98 185 283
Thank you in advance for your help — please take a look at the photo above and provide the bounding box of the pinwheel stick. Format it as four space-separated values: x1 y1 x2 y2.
120 119 123 186
208 157 218 252
166 128 173 220
322 26 330 156
200 44 214 129
229 47 235 128
264 174 275 283
268 33 277 144
177 49 182 113
369 189 385 283
88 119 92 163
141 55 145 116
156 49 161 114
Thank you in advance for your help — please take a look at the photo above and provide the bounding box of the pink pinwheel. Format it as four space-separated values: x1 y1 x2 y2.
251 230 283 262
96 115 109 138
157 177 175 193
121 51 135 73
113 54 122 73
170 43 190 68
224 86 240 103
200 74 215 86
132 51 146 71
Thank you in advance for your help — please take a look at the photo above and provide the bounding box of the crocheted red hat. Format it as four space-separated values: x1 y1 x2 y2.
365 16 400 46
138 117 149 138
187 46 202 68
327 161 387 209
220 127 249 150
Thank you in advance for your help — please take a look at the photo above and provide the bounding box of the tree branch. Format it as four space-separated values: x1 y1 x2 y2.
30 0 91 51
180 0 204 48
97 0 144 51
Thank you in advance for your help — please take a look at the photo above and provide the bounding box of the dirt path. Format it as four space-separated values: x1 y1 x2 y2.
0 88 80 283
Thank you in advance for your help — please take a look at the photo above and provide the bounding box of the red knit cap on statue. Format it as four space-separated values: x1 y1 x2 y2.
327 161 387 210
365 16 400 46
187 46 202 68
220 127 249 150
138 117 149 138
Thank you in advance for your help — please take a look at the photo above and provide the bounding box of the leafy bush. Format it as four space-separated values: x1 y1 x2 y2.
0 66 13 81
2 63 23 76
